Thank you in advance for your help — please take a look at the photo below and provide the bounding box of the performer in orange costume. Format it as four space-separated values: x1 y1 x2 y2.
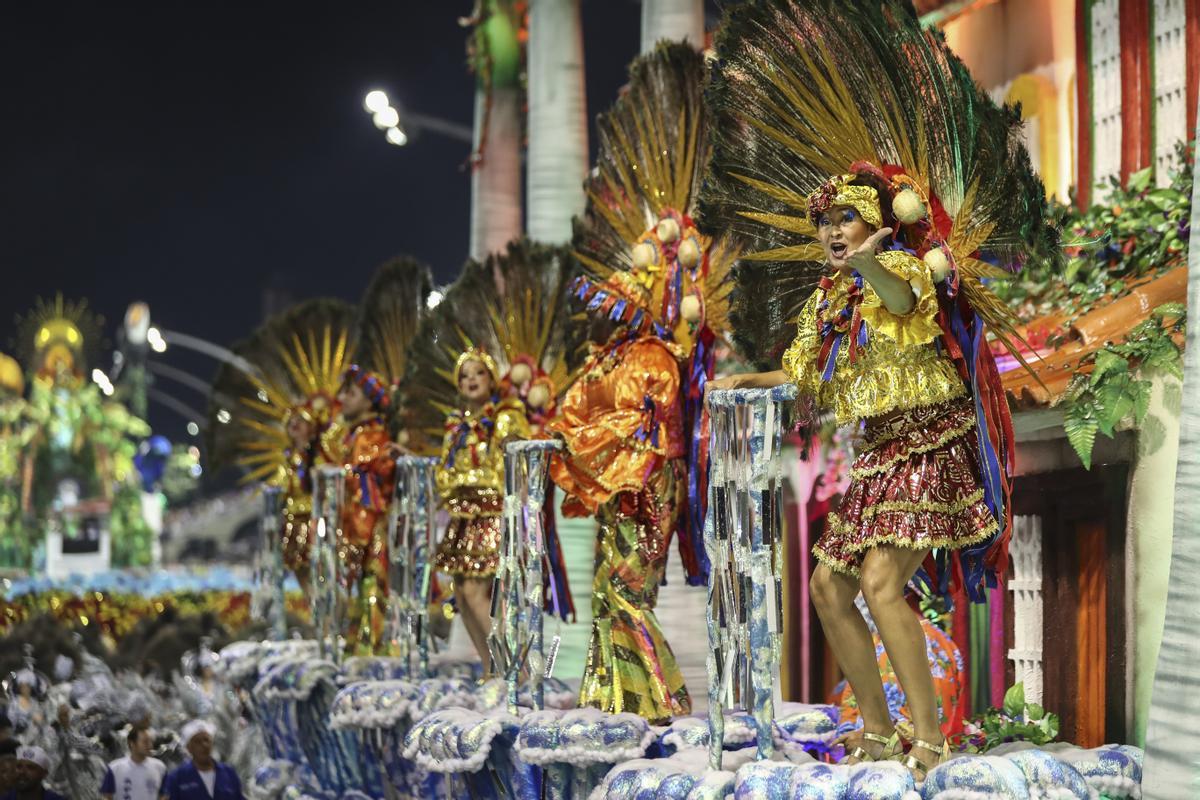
548 270 691 724
336 364 396 652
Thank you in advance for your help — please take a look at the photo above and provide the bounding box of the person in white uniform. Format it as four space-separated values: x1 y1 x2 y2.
100 728 166 800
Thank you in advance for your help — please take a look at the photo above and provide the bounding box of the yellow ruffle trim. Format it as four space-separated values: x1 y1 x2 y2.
859 251 941 349
857 488 987 520
850 415 977 480
780 277 967 425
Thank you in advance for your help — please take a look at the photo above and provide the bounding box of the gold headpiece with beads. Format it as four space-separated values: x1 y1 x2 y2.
454 347 500 386
806 175 883 228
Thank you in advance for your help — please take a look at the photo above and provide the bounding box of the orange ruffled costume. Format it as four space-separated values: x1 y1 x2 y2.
548 335 692 723
338 415 395 651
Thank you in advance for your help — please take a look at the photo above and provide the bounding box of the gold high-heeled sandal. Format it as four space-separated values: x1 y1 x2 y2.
896 736 951 782
844 730 904 763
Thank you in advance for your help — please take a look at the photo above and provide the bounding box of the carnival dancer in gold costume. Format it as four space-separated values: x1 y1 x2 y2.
207 299 355 597
279 395 337 588
433 348 529 665
702 0 1056 779
400 243 577 667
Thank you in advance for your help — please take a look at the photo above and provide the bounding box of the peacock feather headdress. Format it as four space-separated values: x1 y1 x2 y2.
700 0 1058 369
572 41 736 353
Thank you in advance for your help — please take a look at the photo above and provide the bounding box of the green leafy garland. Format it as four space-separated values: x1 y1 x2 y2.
994 143 1191 467
994 144 1192 334
1063 304 1186 468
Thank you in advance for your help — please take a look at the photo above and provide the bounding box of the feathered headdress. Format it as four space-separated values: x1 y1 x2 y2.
206 299 356 483
572 42 737 584
399 238 579 453
355 255 433 433
702 0 1059 601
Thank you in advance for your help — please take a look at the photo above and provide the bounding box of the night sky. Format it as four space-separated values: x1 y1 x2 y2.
3 1 719 440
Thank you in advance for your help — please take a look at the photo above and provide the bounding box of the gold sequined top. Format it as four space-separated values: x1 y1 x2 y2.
782 250 966 424
435 397 530 497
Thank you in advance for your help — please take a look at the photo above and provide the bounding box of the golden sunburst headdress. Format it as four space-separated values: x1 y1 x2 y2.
206 299 356 484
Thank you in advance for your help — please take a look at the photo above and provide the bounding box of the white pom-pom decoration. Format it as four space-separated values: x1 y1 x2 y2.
892 188 926 224
677 237 701 268
924 248 951 282
632 241 657 269
527 384 551 410
656 217 681 243
508 362 533 387
680 295 703 323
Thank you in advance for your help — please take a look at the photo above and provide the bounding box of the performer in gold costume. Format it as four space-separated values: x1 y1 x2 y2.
207 300 355 597
400 242 577 667
280 395 337 588
434 348 530 666
702 0 1055 778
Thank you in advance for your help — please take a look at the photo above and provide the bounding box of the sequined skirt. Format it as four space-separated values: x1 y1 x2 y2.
815 398 998 576
435 489 503 578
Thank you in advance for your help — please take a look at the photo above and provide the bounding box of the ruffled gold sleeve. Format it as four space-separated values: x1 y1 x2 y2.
781 291 821 396
860 250 940 348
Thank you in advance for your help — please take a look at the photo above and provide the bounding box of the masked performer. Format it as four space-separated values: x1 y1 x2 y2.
702 0 1055 780
207 300 355 597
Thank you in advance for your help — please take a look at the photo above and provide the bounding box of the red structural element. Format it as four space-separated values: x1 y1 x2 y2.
1075 0 1092 210
1188 0 1200 137
1119 0 1153 183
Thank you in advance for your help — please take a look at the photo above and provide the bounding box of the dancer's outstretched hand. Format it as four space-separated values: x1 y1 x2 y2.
845 227 893 271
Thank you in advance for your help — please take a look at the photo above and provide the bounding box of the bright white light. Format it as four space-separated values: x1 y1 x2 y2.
372 107 400 129
147 327 167 353
385 126 408 146
426 290 444 310
91 368 115 396
364 90 390 114
257 389 269 402
189 464 203 478
216 409 232 424
186 422 200 436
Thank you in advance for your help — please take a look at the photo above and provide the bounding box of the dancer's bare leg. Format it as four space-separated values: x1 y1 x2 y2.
810 563 895 761
454 576 494 670
860 545 942 774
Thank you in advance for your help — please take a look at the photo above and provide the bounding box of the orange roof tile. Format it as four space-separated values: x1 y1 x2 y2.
1002 265 1187 410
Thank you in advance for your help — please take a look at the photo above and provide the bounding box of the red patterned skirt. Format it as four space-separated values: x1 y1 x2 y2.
436 488 503 578
814 398 998 576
